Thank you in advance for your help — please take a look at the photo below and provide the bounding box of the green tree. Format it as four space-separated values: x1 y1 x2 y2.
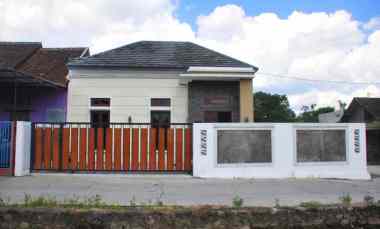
296 104 335 122
254 91 296 122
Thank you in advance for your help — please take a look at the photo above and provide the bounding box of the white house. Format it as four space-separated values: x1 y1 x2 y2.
66 41 258 126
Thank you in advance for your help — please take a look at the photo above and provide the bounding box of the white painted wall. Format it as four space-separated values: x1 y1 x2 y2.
193 123 370 180
67 69 188 123
14 121 31 176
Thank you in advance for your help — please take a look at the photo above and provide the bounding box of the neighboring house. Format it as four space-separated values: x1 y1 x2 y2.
67 41 258 125
340 97 380 165
340 97 380 124
318 102 345 123
0 42 89 122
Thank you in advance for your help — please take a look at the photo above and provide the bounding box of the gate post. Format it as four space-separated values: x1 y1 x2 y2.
11 121 17 176
13 121 32 176
30 122 35 173
58 123 63 171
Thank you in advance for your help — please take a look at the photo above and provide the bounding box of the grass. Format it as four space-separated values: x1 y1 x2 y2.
299 201 323 209
339 193 352 207
0 193 176 210
22 193 120 209
1 193 378 210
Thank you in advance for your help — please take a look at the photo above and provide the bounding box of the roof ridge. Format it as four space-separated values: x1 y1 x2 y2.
14 46 41 70
85 41 144 59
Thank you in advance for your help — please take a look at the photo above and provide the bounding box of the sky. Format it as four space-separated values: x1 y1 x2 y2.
1 0 380 112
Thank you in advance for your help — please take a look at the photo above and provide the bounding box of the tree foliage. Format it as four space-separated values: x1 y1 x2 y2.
253 91 336 123
295 104 335 122
254 91 296 122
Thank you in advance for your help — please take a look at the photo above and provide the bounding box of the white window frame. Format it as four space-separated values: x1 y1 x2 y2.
213 124 274 168
88 97 111 122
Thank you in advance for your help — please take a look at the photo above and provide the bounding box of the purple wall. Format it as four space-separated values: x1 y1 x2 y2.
0 86 67 122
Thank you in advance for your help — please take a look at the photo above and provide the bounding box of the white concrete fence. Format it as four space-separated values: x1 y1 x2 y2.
193 123 370 180
9 121 370 180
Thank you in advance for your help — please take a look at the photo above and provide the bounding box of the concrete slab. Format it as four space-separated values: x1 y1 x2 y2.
0 174 379 207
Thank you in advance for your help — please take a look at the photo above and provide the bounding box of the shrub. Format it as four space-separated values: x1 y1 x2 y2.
339 193 352 207
364 195 375 206
300 201 323 209
232 196 244 208
274 198 280 208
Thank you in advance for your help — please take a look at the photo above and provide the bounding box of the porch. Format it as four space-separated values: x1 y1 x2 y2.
0 69 66 122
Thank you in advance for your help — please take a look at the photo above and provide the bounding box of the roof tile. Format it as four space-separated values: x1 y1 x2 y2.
68 41 257 70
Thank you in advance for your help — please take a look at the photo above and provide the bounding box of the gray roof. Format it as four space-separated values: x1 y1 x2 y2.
0 42 89 88
341 97 380 121
0 42 42 69
68 41 258 70
353 97 380 119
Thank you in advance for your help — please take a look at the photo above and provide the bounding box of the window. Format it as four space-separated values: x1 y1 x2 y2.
151 98 171 107
150 98 171 126
46 109 65 122
90 98 111 128
296 129 346 162
217 129 272 164
90 98 110 107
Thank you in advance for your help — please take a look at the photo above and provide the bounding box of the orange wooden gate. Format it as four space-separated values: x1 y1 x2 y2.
31 123 192 173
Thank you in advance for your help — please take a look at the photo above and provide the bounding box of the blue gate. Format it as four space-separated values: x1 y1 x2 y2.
0 122 12 169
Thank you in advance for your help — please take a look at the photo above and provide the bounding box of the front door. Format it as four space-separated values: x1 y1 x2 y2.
204 111 232 122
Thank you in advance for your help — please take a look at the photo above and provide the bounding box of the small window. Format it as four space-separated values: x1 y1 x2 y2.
217 130 272 164
90 98 110 107
296 129 346 162
151 98 170 107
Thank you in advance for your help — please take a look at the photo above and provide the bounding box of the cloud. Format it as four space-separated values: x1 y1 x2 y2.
364 17 380 30
193 6 380 110
0 0 184 52
288 85 380 113
1 1 379 111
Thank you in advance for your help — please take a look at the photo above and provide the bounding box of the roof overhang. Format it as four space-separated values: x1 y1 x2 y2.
179 66 257 83
0 68 64 88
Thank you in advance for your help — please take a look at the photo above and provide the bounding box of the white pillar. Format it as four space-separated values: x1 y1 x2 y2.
14 121 31 176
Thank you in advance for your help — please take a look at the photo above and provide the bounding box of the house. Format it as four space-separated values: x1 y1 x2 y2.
67 41 258 125
340 97 380 124
340 97 380 165
0 42 89 121
318 101 345 123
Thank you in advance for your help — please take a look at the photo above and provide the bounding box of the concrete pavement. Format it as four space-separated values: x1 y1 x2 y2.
1 174 380 207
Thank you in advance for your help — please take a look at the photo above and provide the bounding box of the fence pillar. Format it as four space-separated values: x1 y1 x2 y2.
14 121 31 176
